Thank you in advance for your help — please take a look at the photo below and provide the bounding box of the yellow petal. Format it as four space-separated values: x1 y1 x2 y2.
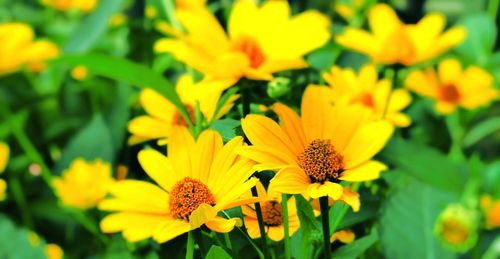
168 126 195 179
301 86 336 141
191 129 222 183
206 216 242 233
369 3 401 41
340 189 360 212
268 166 310 194
404 69 439 98
153 220 191 243
138 149 178 191
237 146 296 169
100 212 168 242
307 182 343 199
438 59 462 85
140 88 176 122
207 136 244 190
127 116 171 140
102 180 169 213
339 160 387 182
436 101 456 114
272 103 307 152
189 203 217 229
336 28 379 59
267 226 285 241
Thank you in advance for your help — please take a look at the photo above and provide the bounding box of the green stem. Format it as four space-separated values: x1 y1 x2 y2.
382 67 398 119
319 196 331 259
251 187 270 259
445 112 465 161
488 0 500 20
194 228 207 256
330 183 361 235
9 178 34 229
161 0 182 30
222 211 264 259
224 232 233 250
186 231 195 259
281 194 291 259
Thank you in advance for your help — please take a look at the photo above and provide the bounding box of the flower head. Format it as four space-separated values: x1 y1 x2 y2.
434 203 478 252
323 64 412 127
99 128 259 243
53 159 114 209
41 0 98 12
243 181 300 241
0 142 9 174
128 74 238 145
336 3 466 65
480 195 500 229
239 86 394 210
405 59 499 114
155 0 330 82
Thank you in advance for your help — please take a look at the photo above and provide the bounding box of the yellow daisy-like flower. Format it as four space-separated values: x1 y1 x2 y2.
323 64 412 127
45 244 63 259
41 0 98 12
0 23 59 77
239 86 394 210
242 181 300 241
128 74 238 145
155 0 330 82
336 3 466 66
53 159 114 209
99 127 259 243
405 59 499 114
480 195 500 229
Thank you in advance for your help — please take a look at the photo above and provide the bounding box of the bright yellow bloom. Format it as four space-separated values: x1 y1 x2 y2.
70 65 88 81
239 86 394 210
128 74 238 145
336 3 466 66
45 244 64 259
0 179 6 201
480 195 500 229
405 59 499 114
155 0 330 82
0 142 9 173
242 181 300 241
99 128 259 243
53 159 114 209
330 229 355 244
323 64 412 127
41 0 98 12
0 23 59 77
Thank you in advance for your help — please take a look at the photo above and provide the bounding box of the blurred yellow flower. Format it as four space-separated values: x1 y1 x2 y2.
53 159 114 209
330 229 355 243
176 0 206 10
335 0 366 21
70 65 88 81
109 13 128 27
145 5 158 19
155 0 330 82
405 59 499 114
336 3 466 66
0 179 6 201
242 181 300 241
0 142 9 173
480 195 500 229
323 64 412 127
239 86 393 210
41 0 98 12
99 128 259 243
0 23 59 77
45 244 64 259
434 203 478 252
128 75 238 145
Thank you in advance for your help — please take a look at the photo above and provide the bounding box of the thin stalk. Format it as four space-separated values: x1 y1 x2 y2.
161 0 182 30
319 196 331 259
330 183 361 235
193 228 207 256
281 194 291 259
186 231 195 259
9 178 34 229
382 67 398 119
445 111 465 161
224 233 233 250
221 211 264 259
488 0 500 20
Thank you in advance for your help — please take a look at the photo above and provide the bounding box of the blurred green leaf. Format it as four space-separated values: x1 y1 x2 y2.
456 13 497 65
210 119 240 142
293 195 321 259
0 214 47 259
331 230 378 259
483 160 500 196
105 83 131 151
206 245 231 259
463 117 500 147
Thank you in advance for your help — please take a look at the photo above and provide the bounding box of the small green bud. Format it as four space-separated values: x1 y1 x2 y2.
267 77 291 98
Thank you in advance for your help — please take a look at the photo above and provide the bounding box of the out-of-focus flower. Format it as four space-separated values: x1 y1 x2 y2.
0 179 6 201
323 64 412 127
99 128 259 243
434 203 478 252
52 159 114 209
335 0 367 21
41 0 98 12
405 59 498 114
128 75 238 145
45 244 63 259
0 142 9 173
239 86 393 210
70 65 88 81
336 3 466 66
109 13 128 27
480 195 500 229
145 5 158 19
176 0 206 10
0 23 59 77
243 181 300 241
331 229 355 243
155 0 330 83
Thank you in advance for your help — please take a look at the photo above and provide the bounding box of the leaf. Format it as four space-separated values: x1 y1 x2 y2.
456 13 497 65
293 195 321 259
0 214 47 259
378 179 458 259
381 138 467 194
331 230 378 259
206 245 232 259
105 83 131 151
463 117 500 147
63 0 125 53
56 53 190 122
54 114 114 174
210 119 241 142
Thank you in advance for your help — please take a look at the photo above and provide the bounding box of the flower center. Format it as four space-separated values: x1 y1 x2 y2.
441 219 469 244
383 27 415 64
353 93 375 108
297 139 344 183
234 36 266 69
172 104 195 127
262 201 283 226
439 84 460 103
169 177 216 220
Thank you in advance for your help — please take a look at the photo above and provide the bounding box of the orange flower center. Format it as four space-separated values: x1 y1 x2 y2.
383 27 415 65
262 201 283 226
441 219 469 244
172 104 196 127
439 84 460 103
169 177 216 220
353 93 375 108
234 36 266 69
297 139 344 183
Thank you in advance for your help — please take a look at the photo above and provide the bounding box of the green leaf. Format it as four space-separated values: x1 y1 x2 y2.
456 13 497 65
63 0 125 53
210 119 241 142
378 179 457 259
293 195 321 259
56 53 190 123
54 114 114 174
105 83 131 151
206 245 232 259
463 117 500 147
331 230 378 259
0 214 47 259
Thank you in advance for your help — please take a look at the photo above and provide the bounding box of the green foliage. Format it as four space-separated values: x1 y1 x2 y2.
331 230 378 259
0 214 47 259
206 245 232 259
456 13 497 65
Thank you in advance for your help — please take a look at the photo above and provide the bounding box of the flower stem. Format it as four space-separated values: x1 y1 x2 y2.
330 182 361 235
488 0 500 20
161 0 182 30
281 194 291 259
319 196 331 259
445 111 465 161
9 178 34 229
193 228 207 256
224 232 233 251
186 231 195 259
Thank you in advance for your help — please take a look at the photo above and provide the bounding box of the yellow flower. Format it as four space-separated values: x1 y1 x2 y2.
238 86 394 210
0 179 6 201
176 0 206 10
70 65 88 81
109 13 128 27
323 64 412 127
45 244 64 259
330 229 355 244
155 0 330 82
336 3 466 66
0 23 59 77
242 181 300 241
99 128 259 243
53 159 114 209
145 5 158 19
128 74 238 145
41 0 98 12
480 195 500 229
0 142 9 173
405 59 499 114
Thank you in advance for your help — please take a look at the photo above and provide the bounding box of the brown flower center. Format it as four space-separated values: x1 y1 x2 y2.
169 177 216 220
441 219 469 244
234 36 266 69
262 201 283 226
439 84 460 103
172 104 195 127
297 139 344 183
